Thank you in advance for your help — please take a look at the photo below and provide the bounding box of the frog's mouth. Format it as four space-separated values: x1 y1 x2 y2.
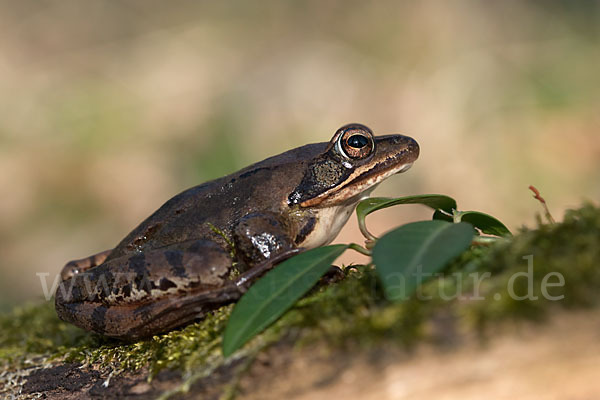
301 159 415 208
341 159 414 200
396 163 413 173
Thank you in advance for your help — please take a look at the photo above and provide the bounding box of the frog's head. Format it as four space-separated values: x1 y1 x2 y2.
288 123 419 208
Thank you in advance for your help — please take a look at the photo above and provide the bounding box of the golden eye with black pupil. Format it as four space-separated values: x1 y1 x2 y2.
347 134 369 149
339 129 374 159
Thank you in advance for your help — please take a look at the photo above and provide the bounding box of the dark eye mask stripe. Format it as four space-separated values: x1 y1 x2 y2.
287 157 352 205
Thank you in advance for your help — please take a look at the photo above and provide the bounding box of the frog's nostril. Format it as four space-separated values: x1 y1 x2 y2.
408 137 420 155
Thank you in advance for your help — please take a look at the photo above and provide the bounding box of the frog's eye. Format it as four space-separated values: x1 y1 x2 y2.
347 134 369 149
339 127 374 159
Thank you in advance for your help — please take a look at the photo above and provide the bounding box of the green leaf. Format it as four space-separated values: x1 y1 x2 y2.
356 195 457 240
222 244 348 357
433 210 512 237
459 211 512 237
372 220 474 301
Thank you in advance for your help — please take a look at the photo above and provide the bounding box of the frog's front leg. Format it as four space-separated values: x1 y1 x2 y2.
232 212 297 264
55 240 241 340
60 249 113 280
230 212 305 287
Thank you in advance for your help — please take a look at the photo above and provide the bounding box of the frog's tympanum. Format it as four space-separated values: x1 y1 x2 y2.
55 124 419 340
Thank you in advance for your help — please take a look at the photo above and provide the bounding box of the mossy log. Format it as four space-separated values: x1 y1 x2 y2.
1 204 599 399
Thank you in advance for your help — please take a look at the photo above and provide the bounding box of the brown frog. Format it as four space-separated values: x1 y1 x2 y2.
55 123 419 340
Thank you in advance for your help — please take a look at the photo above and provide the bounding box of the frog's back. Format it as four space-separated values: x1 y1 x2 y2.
106 142 326 261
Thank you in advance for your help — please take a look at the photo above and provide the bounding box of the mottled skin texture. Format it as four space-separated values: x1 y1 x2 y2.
55 124 419 340
109 143 326 260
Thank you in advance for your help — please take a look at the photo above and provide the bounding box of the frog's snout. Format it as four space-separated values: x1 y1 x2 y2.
403 136 420 160
389 134 419 163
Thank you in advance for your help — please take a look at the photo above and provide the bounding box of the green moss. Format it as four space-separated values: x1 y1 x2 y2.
464 203 600 330
62 305 237 379
2 203 600 394
0 300 92 367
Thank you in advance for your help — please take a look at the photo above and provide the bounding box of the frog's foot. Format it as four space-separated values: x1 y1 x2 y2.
60 249 113 281
234 248 302 291
319 265 345 285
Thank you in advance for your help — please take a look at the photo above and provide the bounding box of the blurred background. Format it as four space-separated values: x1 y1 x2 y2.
0 1 598 307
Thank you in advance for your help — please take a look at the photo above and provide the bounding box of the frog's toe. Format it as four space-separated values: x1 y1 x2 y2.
60 249 113 280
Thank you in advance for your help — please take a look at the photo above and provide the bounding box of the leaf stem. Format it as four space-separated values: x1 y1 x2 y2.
348 243 372 256
471 235 505 246
358 219 377 241
453 210 463 224
529 185 555 224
